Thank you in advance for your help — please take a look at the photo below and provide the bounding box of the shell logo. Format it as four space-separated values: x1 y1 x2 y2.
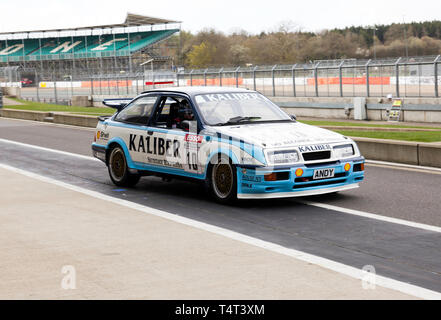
40 82 47 88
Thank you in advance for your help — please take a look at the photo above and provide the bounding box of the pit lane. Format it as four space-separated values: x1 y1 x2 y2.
0 117 440 294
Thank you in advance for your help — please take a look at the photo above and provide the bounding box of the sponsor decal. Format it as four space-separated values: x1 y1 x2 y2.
185 134 203 144
97 131 109 141
129 134 180 158
196 93 266 103
242 175 262 182
298 144 331 153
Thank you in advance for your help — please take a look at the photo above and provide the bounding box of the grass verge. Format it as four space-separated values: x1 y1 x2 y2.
4 99 114 115
300 120 440 129
335 130 441 143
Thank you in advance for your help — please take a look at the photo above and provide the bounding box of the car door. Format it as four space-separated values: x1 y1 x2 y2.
112 94 159 164
147 94 201 175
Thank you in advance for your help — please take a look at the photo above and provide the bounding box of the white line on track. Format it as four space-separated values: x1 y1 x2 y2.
300 200 441 233
0 138 98 161
0 116 96 131
366 160 441 174
0 162 439 300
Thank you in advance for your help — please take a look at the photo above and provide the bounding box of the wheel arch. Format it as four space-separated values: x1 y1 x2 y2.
204 149 239 178
105 138 133 167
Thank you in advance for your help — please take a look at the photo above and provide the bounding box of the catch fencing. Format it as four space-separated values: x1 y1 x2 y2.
1 55 441 105
177 56 441 98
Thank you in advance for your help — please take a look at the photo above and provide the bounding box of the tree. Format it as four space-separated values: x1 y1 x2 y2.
186 42 216 68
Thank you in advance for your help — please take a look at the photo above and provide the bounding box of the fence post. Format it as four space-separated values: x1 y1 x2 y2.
90 76 94 96
253 66 258 91
271 65 277 96
291 64 297 97
204 69 207 86
395 57 402 97
339 60 344 97
219 67 223 87
35 70 40 102
235 66 240 88
366 59 371 97
190 70 194 86
116 75 119 96
435 55 440 98
53 73 58 104
314 62 320 97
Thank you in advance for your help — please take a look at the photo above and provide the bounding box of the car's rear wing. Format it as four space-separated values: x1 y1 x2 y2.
102 98 133 112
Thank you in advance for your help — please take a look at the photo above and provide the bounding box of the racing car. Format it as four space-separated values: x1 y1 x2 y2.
92 87 365 202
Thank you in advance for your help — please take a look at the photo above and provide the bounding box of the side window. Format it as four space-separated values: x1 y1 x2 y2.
114 96 158 125
151 96 196 130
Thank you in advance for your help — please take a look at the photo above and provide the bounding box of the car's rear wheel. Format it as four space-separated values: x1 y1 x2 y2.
207 155 237 203
108 146 140 187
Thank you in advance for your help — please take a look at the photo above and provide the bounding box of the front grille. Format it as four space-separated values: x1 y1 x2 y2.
302 151 331 161
293 179 347 189
304 161 339 168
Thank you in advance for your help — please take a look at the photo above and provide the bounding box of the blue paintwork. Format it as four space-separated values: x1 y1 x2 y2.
237 159 365 196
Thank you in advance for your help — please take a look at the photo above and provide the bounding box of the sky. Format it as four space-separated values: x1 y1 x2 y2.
0 0 440 35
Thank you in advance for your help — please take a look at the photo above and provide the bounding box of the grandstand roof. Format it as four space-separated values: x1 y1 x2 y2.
0 13 180 36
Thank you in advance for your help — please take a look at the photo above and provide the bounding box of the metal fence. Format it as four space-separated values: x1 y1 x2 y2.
0 66 176 105
1 55 441 105
177 55 441 98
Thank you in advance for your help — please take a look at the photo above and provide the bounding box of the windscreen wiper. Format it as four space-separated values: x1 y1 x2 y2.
215 116 262 126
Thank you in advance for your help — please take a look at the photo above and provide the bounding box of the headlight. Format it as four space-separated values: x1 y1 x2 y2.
268 150 300 164
333 144 355 158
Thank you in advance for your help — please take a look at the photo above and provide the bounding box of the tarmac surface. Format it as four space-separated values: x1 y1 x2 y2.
0 117 440 299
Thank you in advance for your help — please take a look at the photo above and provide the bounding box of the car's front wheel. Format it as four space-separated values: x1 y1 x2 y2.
207 155 237 203
108 146 140 187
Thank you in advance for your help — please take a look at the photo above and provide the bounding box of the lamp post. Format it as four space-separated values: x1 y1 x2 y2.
372 27 378 61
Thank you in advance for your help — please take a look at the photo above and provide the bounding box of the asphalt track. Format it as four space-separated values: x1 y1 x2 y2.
0 117 441 294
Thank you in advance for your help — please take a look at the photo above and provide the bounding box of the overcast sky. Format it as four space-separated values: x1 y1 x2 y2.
0 0 440 34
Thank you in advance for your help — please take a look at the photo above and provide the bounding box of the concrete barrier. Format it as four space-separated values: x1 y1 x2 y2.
0 109 50 122
352 137 419 165
418 143 441 168
71 96 92 107
53 113 98 128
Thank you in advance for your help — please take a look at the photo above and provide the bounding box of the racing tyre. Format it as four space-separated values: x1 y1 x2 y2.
108 146 140 187
207 155 237 204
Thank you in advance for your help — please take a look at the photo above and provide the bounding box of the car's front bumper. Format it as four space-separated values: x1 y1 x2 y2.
237 156 365 199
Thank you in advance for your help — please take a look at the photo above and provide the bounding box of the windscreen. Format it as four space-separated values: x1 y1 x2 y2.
194 92 291 126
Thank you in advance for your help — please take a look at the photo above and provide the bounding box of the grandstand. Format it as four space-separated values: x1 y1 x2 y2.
0 13 180 80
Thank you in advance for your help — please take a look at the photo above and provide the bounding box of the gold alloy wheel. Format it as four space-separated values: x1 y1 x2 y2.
212 162 234 199
110 148 126 181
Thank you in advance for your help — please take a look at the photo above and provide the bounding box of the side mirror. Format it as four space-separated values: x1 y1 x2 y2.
290 114 297 121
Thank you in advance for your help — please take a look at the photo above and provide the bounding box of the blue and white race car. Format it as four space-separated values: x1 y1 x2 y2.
92 87 365 202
